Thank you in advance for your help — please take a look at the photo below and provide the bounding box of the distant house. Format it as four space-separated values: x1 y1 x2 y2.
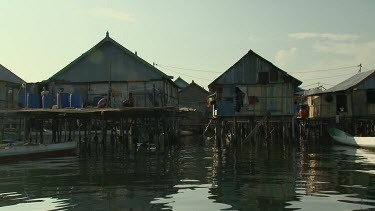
174 77 189 91
305 69 375 119
178 80 210 111
208 50 302 117
45 32 178 108
0 64 24 109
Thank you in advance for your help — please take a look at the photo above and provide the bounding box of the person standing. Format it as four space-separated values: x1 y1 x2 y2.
123 92 135 107
41 86 49 108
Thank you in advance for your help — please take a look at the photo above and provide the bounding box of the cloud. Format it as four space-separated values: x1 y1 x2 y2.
248 34 259 42
289 32 359 41
313 40 375 57
313 40 375 62
85 7 135 22
275 47 297 67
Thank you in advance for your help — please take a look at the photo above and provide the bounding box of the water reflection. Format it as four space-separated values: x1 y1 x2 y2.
0 137 375 210
289 142 375 210
152 180 232 211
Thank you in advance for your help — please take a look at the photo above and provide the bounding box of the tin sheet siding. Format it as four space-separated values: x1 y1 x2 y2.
352 90 367 116
216 54 255 85
210 51 300 117
358 74 375 90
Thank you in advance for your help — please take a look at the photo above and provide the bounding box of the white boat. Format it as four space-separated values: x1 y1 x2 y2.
328 128 375 148
0 141 77 158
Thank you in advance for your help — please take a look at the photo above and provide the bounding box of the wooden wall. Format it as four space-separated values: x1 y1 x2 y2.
308 89 375 118
215 83 294 117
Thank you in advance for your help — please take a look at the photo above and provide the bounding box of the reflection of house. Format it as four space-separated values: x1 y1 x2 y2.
208 50 302 117
45 32 178 108
0 64 24 109
305 69 375 118
179 80 210 111
174 77 189 91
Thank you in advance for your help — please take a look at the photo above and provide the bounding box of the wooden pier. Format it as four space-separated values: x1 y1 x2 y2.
211 115 375 149
0 107 178 153
212 115 296 149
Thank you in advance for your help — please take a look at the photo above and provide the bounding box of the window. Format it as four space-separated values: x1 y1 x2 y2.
270 69 278 82
258 72 269 84
336 94 347 112
367 89 375 103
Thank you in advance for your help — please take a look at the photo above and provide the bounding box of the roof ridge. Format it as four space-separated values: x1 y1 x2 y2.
49 34 173 81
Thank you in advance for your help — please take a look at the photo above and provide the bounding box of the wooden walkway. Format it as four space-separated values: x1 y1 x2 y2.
0 107 178 153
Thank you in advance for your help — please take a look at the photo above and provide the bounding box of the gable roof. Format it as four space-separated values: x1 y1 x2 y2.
324 69 375 93
174 76 189 89
49 32 173 83
0 64 24 84
208 50 302 90
179 80 210 95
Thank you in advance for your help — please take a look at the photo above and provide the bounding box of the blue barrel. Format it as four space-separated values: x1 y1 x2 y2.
27 93 40 108
42 95 54 108
70 93 82 108
93 96 103 107
57 93 70 108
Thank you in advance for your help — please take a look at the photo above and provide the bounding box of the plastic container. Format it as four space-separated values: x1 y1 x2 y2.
27 93 40 108
70 93 82 108
57 92 70 108
42 95 54 108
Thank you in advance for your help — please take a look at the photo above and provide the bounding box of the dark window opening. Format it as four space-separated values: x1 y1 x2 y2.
258 72 269 84
367 89 375 103
336 94 347 112
270 69 278 82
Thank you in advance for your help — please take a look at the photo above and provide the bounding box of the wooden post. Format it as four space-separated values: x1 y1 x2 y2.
39 119 44 144
292 116 295 139
101 118 107 151
0 117 4 141
233 116 237 146
216 117 222 149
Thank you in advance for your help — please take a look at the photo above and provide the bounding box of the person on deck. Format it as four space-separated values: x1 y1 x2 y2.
123 92 135 107
41 86 49 108
357 121 365 137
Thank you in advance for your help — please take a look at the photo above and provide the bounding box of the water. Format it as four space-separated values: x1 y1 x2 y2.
1 137 375 211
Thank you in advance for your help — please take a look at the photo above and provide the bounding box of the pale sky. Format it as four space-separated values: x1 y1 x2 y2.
1 0 374 90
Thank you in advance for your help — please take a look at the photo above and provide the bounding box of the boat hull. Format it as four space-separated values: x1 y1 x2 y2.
328 128 375 148
0 142 77 158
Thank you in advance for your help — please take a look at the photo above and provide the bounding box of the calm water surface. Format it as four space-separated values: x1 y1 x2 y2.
1 137 375 211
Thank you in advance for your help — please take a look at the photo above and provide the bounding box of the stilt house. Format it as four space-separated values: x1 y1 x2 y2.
305 69 375 119
208 50 302 117
46 32 178 108
0 64 24 109
174 77 189 91
178 80 210 112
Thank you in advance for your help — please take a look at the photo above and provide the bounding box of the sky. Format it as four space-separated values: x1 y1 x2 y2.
1 0 375 90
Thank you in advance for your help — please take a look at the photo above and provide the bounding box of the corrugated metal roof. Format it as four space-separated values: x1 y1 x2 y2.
179 80 210 94
174 77 189 89
324 69 375 93
302 88 325 96
0 64 24 84
49 33 173 83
